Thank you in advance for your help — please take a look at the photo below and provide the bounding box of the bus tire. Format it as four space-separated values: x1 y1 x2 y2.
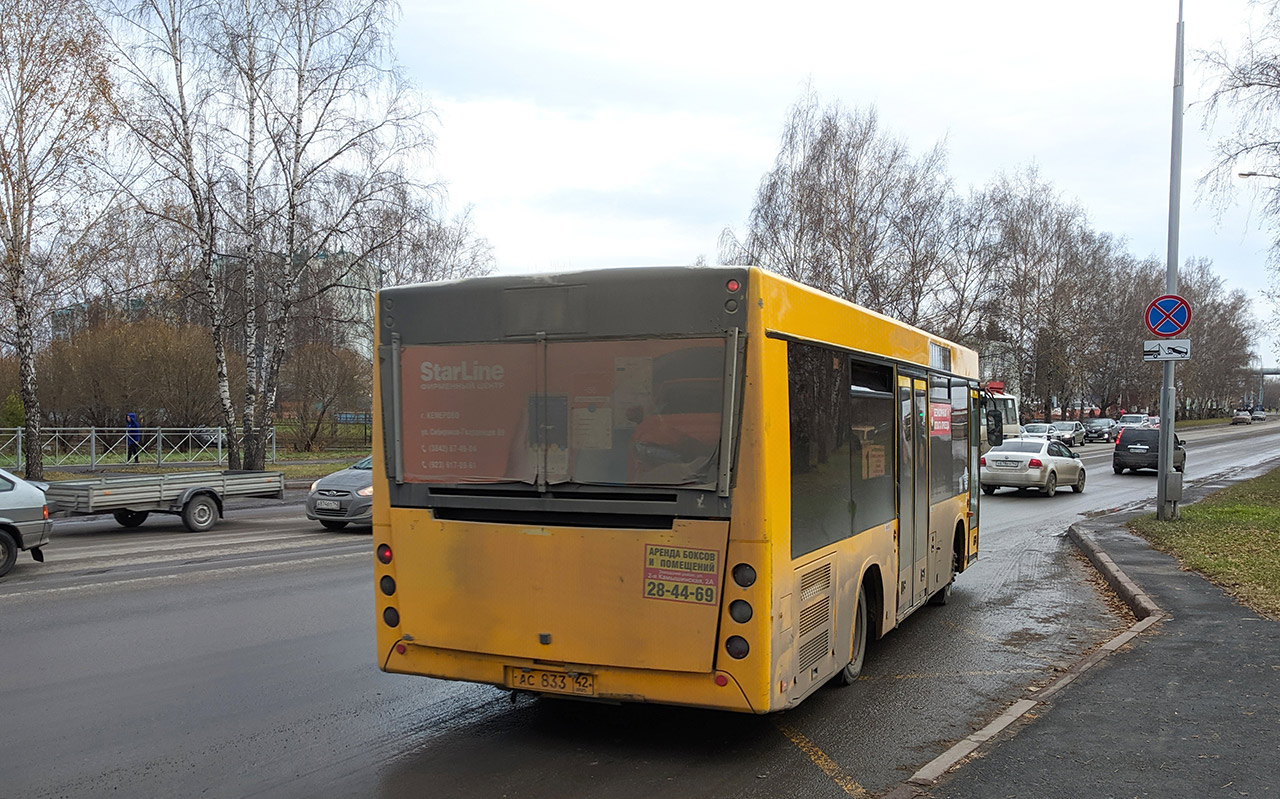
835 589 868 686
182 495 218 532
929 582 952 606
113 509 149 528
0 529 16 578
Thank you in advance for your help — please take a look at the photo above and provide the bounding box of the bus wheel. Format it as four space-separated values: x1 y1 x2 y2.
836 590 868 686
929 582 952 606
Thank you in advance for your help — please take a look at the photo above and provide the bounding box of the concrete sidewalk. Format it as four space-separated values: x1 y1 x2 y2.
909 506 1280 798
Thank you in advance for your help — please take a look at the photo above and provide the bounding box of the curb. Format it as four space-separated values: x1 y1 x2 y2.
1066 523 1161 620
901 520 1165 791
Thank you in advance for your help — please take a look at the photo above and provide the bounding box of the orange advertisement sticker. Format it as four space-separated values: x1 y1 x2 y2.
643 544 719 605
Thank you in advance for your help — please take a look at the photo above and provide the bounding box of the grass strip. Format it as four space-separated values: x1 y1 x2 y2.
1130 466 1280 619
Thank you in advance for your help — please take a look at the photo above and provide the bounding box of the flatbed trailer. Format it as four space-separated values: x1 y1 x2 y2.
43 470 286 532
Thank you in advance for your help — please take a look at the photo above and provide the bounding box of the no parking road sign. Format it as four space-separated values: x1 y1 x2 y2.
1145 294 1191 338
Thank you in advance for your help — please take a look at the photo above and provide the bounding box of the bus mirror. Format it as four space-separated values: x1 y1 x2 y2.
986 409 1004 446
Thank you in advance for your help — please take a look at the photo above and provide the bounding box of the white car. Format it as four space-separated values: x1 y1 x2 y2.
980 438 1085 497
0 467 52 578
1252 409 1267 423
1021 423 1054 439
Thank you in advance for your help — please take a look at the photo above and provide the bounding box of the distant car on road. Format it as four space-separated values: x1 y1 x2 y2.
306 456 374 531
1117 413 1149 431
1050 421 1086 447
1022 423 1053 439
1232 410 1253 425
1113 428 1185 474
0 467 51 579
1252 409 1267 423
1084 418 1118 443
980 438 1085 497
1147 416 1161 430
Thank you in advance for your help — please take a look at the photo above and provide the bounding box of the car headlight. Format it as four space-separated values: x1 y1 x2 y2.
356 485 374 497
310 480 320 493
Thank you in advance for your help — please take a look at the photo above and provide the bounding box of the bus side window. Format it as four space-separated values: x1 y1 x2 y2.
788 343 854 560
848 360 895 533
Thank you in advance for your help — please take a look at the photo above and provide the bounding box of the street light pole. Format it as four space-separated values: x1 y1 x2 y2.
1157 0 1185 521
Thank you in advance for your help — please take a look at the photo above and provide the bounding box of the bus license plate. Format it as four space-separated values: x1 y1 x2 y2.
506 668 595 697
315 499 341 510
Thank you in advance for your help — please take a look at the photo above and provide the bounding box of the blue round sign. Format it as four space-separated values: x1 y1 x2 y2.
1145 294 1190 338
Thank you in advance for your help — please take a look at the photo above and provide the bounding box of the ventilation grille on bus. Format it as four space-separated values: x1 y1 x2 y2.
800 563 832 603
799 630 830 672
798 596 830 638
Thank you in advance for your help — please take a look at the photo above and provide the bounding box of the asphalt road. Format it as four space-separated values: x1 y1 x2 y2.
3 423 1278 799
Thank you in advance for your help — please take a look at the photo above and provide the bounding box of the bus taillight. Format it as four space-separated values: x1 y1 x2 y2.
725 636 749 659
377 544 393 564
729 600 753 623
726 279 740 293
732 563 756 588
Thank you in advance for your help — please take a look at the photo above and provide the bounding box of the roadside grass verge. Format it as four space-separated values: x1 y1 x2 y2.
1129 466 1280 619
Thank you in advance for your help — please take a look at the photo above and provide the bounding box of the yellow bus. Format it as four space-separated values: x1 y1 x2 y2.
373 266 984 713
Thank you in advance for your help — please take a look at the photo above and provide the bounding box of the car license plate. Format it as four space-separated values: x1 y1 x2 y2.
995 460 1018 467
1129 446 1149 453
506 667 595 697
315 499 341 510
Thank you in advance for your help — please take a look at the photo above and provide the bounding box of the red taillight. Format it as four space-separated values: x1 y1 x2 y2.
1028 458 1043 468
726 279 741 292
979 456 986 466
1115 429 1124 444
376 543 392 564
42 505 48 520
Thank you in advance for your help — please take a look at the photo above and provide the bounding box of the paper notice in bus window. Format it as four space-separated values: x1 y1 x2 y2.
862 445 886 479
643 545 719 605
613 357 653 428
572 406 612 449
930 403 952 437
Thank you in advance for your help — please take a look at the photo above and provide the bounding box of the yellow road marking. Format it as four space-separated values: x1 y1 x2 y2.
774 722 867 798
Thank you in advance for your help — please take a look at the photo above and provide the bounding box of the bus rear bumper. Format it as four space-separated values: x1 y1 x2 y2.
381 640 761 713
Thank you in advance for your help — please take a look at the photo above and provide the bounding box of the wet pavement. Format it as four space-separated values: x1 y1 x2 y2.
1 425 1277 798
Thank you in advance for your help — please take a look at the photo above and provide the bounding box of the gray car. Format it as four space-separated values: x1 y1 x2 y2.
0 467 53 578
306 456 373 531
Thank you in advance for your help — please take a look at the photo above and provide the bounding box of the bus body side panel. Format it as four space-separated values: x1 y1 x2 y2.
715 286 777 712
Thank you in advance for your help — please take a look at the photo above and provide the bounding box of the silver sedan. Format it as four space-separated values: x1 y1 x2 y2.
980 438 1085 497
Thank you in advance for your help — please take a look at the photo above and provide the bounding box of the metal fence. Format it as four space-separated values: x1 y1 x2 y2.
0 427 278 471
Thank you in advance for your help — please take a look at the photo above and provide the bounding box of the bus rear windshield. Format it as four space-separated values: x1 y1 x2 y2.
399 337 727 489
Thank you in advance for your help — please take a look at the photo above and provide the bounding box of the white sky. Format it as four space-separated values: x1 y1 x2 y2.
395 0 1277 360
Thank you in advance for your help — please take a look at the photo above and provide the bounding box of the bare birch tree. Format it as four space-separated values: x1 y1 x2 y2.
0 0 113 478
105 0 247 465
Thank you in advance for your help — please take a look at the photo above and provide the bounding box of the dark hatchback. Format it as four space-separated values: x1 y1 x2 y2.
306 456 373 530
1112 428 1185 474
1084 418 1119 443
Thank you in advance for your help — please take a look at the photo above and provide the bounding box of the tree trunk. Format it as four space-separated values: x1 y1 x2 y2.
14 293 42 481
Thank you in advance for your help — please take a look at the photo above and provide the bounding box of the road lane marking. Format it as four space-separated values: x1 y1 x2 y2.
0 550 368 602
774 722 868 798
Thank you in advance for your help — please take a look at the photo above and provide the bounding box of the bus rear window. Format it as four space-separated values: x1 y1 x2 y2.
399 338 727 488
